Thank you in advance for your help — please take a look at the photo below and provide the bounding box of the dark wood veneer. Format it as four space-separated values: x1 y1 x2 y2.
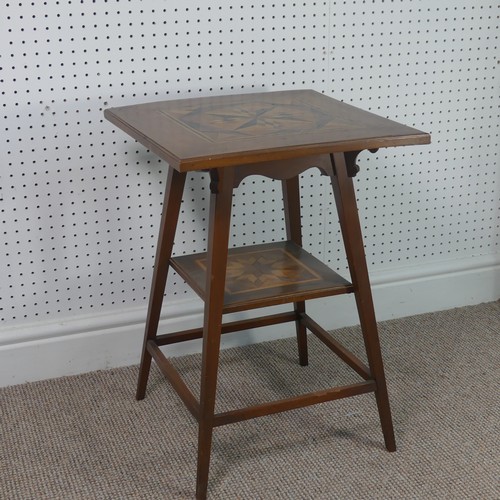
104 89 430 500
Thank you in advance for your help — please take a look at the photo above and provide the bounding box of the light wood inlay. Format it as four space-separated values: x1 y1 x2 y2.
195 246 322 295
170 241 354 314
160 98 350 143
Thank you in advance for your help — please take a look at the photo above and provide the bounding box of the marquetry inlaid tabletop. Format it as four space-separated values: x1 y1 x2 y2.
104 90 430 171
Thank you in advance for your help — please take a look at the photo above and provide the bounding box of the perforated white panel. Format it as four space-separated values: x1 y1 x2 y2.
326 1 500 273
1 1 498 329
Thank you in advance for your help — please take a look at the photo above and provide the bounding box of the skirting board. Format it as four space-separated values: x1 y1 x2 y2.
1 254 498 388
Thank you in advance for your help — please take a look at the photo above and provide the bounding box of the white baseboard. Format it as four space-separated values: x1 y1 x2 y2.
1 254 498 388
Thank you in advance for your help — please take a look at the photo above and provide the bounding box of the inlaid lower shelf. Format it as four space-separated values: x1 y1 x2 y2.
170 241 353 314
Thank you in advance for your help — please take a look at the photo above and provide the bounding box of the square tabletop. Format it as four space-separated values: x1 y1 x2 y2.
104 89 430 172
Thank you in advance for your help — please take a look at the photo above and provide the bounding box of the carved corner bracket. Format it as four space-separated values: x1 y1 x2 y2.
336 148 379 178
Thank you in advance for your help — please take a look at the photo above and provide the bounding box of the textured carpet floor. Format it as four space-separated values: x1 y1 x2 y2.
1 302 499 499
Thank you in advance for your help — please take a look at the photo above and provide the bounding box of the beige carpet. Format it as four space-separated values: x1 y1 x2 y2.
1 302 499 499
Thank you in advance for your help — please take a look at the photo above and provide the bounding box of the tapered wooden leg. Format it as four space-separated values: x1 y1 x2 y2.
329 153 396 452
282 176 308 366
196 168 235 500
136 167 186 400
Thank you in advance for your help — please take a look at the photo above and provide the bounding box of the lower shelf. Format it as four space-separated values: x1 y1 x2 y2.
170 241 353 313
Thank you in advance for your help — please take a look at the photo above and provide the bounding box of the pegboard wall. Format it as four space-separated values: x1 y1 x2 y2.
1 1 499 331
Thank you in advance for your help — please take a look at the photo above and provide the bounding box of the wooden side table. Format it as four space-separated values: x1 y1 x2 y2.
105 90 430 499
